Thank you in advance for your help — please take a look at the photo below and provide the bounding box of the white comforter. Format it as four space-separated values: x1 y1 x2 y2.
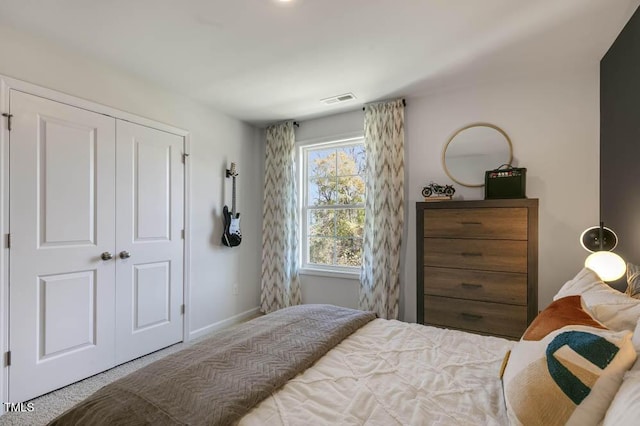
239 318 514 426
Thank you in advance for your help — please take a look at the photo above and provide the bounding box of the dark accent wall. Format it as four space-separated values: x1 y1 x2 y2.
601 5 640 280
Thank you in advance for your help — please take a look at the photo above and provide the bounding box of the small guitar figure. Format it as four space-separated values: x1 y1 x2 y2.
222 163 242 247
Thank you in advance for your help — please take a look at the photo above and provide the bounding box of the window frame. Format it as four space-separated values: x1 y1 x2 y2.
297 134 365 279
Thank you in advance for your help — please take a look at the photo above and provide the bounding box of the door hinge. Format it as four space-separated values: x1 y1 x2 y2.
181 229 185 239
2 113 13 131
5 351 11 367
5 233 10 249
182 153 189 163
181 304 185 315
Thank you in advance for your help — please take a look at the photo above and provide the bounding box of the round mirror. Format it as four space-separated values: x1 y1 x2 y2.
442 123 512 187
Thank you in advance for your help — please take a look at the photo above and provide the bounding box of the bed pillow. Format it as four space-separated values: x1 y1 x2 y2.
602 359 640 425
554 267 640 332
503 296 637 426
626 262 640 299
522 296 605 341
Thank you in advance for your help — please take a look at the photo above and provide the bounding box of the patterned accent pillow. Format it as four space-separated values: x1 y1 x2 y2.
502 296 637 426
626 262 640 299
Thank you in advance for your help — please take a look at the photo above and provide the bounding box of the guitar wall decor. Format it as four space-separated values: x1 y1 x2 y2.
222 163 242 247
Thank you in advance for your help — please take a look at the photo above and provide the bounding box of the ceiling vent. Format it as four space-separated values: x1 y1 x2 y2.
321 93 356 105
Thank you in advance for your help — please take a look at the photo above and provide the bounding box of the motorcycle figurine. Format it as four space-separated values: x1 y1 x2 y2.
422 182 455 198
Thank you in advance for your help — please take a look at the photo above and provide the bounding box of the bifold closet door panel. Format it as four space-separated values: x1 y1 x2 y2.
114 120 184 364
8 90 116 403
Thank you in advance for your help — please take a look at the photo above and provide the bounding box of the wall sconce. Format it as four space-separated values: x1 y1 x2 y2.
580 222 625 282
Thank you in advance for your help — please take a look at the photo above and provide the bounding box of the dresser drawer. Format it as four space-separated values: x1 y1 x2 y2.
424 295 528 338
424 238 528 273
424 208 527 240
424 267 527 305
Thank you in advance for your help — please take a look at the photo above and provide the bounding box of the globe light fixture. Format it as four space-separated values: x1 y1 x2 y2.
584 250 626 282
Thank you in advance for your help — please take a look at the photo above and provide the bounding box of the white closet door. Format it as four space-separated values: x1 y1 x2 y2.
115 120 184 364
9 90 116 403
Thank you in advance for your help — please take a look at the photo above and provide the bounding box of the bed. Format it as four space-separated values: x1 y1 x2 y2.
49 268 640 426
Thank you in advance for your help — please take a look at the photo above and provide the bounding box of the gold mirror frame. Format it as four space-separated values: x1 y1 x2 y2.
441 123 513 187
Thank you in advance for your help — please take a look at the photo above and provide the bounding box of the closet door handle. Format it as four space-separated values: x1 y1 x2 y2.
100 252 113 261
119 251 131 259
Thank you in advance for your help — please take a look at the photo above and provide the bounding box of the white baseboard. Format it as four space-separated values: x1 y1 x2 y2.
188 307 261 341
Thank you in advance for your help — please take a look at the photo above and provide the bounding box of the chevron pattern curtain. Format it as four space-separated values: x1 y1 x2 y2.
261 121 302 314
359 100 405 319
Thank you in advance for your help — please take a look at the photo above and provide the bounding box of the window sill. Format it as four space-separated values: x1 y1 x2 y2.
298 267 360 280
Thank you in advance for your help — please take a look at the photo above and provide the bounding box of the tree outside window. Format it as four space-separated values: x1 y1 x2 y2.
303 141 365 270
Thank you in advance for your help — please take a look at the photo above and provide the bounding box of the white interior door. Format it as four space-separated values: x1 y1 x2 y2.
115 120 184 364
9 90 116 402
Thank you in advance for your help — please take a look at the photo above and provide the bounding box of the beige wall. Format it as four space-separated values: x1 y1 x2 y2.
295 68 600 322
403 69 600 321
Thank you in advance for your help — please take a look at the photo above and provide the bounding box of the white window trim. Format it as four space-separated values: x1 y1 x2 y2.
297 132 365 279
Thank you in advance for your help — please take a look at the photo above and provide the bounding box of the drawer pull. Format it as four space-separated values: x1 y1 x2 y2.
461 313 483 321
460 221 482 225
461 252 483 257
461 282 482 289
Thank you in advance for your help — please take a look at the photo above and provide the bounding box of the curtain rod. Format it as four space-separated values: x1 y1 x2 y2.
362 98 406 111
292 98 405 127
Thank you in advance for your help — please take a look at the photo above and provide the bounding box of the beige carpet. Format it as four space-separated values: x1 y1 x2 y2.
0 330 225 425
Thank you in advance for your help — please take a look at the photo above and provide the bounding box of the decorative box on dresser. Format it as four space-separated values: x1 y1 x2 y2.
416 199 538 339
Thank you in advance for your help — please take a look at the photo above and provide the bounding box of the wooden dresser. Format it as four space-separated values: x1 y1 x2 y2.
416 199 538 339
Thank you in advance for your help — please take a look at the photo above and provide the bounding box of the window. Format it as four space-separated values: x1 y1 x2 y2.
300 138 366 275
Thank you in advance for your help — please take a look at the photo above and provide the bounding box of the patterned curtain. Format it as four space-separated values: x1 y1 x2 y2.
359 99 405 319
261 121 302 313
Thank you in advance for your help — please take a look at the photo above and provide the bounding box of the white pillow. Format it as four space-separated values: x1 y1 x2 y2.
554 268 640 332
602 358 640 426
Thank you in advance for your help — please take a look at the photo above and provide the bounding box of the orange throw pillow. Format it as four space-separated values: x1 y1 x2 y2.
523 295 605 341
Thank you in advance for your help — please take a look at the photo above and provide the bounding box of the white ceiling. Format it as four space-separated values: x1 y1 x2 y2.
0 0 638 126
